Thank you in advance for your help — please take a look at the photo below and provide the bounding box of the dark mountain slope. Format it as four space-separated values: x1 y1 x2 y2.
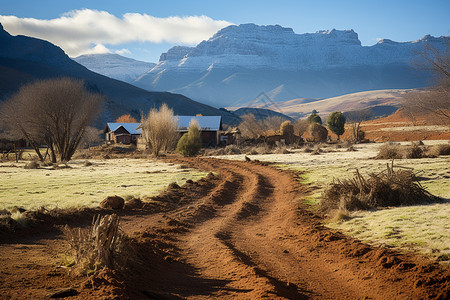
0 23 236 125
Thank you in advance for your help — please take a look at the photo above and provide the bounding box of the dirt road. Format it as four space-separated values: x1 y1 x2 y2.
0 157 448 299
121 157 448 299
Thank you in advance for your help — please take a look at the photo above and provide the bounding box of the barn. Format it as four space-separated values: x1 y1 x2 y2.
176 116 222 146
104 123 142 145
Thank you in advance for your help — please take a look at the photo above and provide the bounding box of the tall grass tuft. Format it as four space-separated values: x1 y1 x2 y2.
64 214 132 275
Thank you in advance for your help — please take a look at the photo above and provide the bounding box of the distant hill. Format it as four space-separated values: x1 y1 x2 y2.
74 53 156 84
268 89 411 119
0 23 236 126
135 23 448 107
232 107 293 121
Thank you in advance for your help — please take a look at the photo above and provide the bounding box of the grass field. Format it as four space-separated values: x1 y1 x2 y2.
210 141 450 261
0 159 207 210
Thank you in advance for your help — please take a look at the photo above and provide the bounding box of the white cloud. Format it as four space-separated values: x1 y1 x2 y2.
84 43 111 55
0 9 233 57
115 48 131 55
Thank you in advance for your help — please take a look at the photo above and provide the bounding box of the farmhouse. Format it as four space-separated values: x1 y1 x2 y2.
106 116 223 147
104 123 142 145
177 116 222 146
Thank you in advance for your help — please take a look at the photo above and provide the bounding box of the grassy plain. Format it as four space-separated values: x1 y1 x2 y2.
0 159 207 210
210 141 450 261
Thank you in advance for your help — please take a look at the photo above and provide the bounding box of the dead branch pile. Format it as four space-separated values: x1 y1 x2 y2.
320 162 441 212
64 214 132 274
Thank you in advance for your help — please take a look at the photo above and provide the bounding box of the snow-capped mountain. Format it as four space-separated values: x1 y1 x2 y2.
134 24 449 107
74 53 156 83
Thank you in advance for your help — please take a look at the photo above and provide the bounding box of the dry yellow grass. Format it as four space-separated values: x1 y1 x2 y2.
209 141 450 261
0 159 207 210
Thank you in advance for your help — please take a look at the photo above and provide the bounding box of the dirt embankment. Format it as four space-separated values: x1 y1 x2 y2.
337 108 450 142
0 157 449 299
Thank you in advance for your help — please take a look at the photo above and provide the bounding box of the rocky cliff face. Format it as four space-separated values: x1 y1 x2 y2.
155 24 447 70
134 23 448 107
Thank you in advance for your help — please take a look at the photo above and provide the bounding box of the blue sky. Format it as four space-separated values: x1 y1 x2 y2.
1 0 449 62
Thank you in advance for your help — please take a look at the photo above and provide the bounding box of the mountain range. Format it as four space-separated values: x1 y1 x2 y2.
74 54 156 83
0 23 236 126
128 24 448 107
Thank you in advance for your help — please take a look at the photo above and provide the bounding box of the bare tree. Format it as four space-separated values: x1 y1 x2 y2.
413 43 450 80
0 78 104 162
404 44 450 122
81 126 103 148
239 114 286 138
345 110 371 143
239 114 265 138
402 80 450 123
293 119 309 137
116 114 138 123
140 103 179 157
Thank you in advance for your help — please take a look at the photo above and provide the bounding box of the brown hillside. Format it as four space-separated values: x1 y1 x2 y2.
337 108 450 142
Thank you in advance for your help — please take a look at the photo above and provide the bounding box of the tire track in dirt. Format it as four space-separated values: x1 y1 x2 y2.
0 157 447 299
158 157 449 299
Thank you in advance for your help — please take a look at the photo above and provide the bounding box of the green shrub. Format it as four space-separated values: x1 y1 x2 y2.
307 113 322 124
177 120 202 157
327 111 346 140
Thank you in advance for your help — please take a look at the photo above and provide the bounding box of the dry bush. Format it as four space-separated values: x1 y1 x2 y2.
304 146 313 153
293 120 309 137
427 144 450 157
320 163 441 213
64 214 132 275
224 144 242 155
141 103 178 157
376 143 404 159
403 144 424 159
204 144 243 156
246 148 259 155
308 123 328 142
116 114 138 123
246 145 272 155
239 114 285 138
272 146 292 154
204 148 226 156
24 161 39 169
375 142 447 159
311 146 323 155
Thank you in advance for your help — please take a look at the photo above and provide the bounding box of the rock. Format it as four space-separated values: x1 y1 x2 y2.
206 172 217 181
125 198 143 209
100 196 124 209
168 182 180 190
11 206 26 214
48 288 78 298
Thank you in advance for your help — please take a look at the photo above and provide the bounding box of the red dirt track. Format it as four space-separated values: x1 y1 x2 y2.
0 157 449 299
